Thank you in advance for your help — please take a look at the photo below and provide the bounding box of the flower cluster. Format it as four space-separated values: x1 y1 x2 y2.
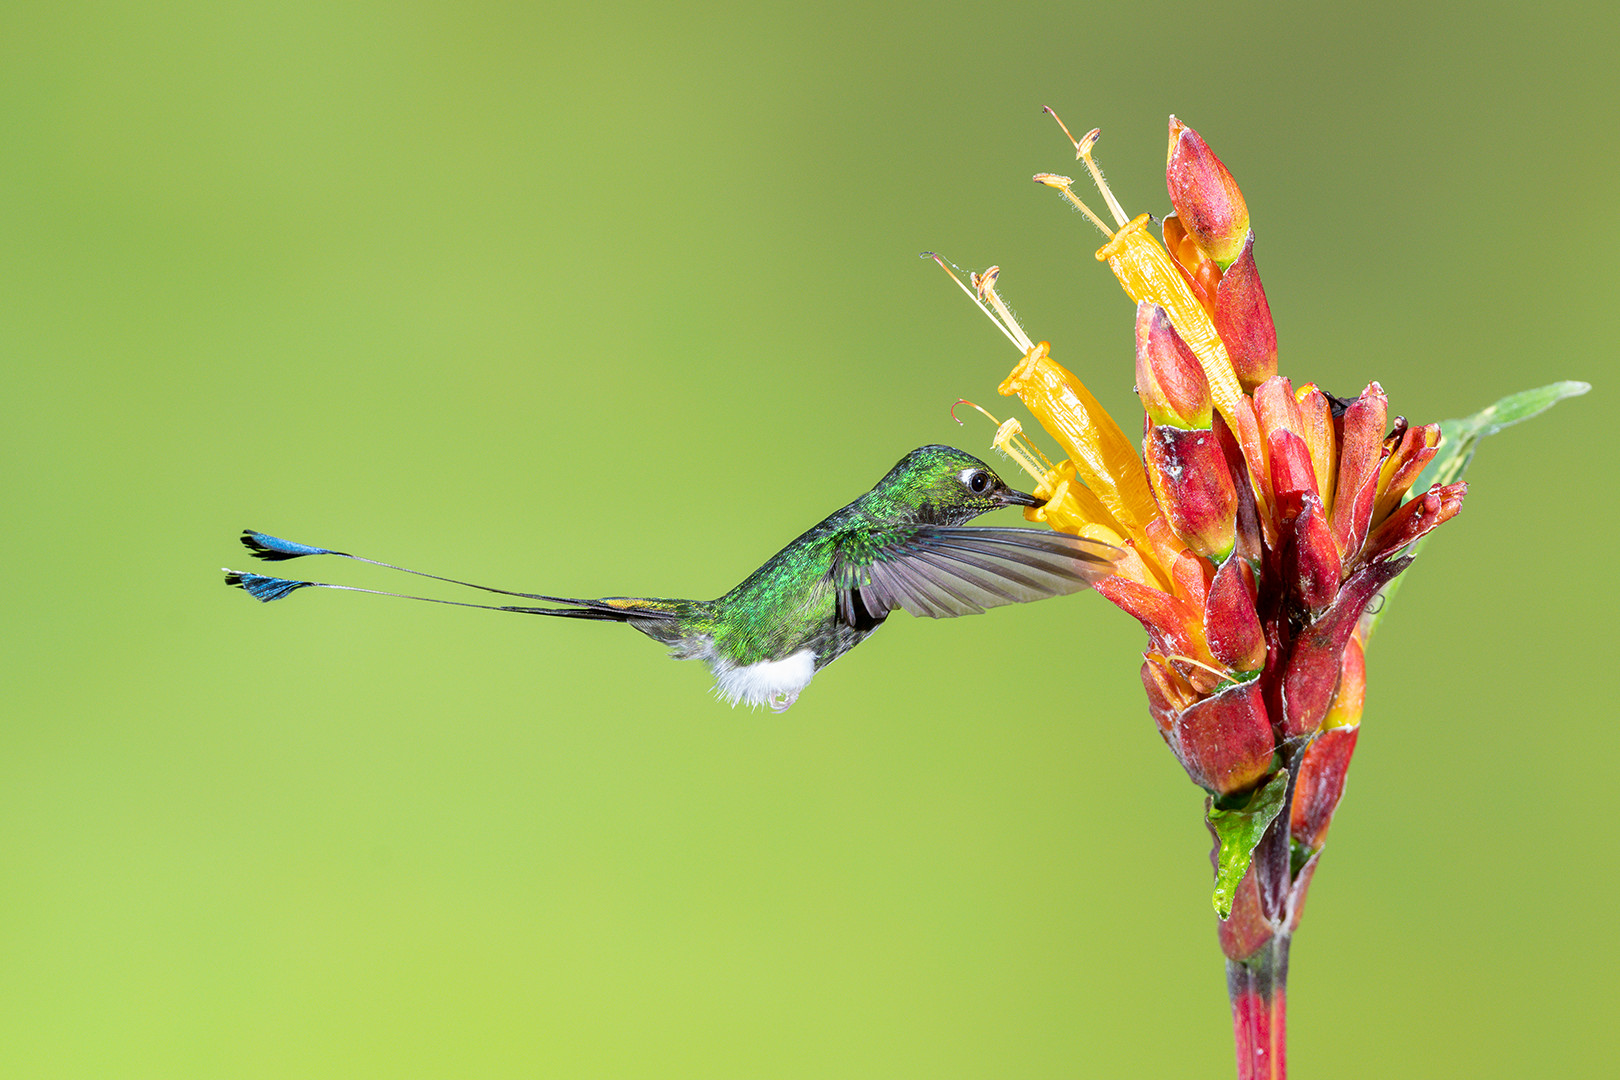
938 113 1470 1077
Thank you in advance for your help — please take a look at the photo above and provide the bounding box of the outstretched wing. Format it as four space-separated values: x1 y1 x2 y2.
834 526 1117 624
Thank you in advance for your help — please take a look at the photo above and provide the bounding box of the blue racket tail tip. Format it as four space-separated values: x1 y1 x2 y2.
240 529 336 561
224 569 317 602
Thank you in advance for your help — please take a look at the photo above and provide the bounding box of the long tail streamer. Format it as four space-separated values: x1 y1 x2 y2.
225 531 673 621
237 529 582 604
222 568 637 619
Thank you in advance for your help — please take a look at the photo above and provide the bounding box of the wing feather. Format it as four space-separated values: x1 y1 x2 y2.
840 526 1117 623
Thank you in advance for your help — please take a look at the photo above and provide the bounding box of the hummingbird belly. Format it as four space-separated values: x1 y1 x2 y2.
709 648 817 714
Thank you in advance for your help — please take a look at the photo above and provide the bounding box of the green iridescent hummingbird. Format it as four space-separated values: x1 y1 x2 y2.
225 445 1116 711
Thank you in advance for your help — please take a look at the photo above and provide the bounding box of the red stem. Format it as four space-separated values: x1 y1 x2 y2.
1227 932 1290 1080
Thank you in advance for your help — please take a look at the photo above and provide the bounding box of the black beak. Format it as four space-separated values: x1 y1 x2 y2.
998 487 1047 509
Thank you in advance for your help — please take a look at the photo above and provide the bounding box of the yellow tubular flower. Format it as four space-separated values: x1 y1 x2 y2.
998 342 1159 540
1096 215 1245 421
1034 466 1165 591
1035 167 1276 536
976 392 1169 592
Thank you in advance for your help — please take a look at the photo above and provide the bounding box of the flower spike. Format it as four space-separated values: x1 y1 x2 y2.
923 111 1564 1078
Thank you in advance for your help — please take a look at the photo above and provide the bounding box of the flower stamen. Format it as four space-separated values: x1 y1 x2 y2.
922 252 1027 352
1033 172 1116 239
971 267 1037 354
950 400 1056 484
1044 108 1130 230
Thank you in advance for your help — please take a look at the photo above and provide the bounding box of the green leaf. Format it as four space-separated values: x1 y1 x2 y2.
1362 380 1590 640
1207 771 1289 919
1418 380 1591 490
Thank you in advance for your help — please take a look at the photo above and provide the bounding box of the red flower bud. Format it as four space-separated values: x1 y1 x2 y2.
1212 233 1277 391
1173 681 1275 796
1281 558 1409 737
1145 424 1238 560
1214 412 1266 564
1267 429 1320 525
1328 383 1389 561
1206 556 1266 673
1372 422 1442 525
1294 386 1338 510
1136 302 1213 428
1255 377 1324 523
1166 117 1250 269
1095 577 1206 669
1322 634 1366 731
1253 375 1303 441
1170 546 1214 610
1290 725 1360 853
1358 482 1467 565
1161 213 1220 314
1287 498 1342 612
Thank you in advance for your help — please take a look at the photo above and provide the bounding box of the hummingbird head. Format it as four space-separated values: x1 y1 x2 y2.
876 445 1046 525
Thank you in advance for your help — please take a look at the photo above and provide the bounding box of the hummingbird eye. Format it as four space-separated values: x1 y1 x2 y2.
969 471 990 493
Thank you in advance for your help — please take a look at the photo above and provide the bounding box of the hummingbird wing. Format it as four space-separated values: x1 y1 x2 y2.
836 526 1117 623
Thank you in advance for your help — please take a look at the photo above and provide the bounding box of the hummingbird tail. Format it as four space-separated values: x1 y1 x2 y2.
238 531 335 561
223 553 690 628
236 529 610 606
224 570 318 602
223 566 684 624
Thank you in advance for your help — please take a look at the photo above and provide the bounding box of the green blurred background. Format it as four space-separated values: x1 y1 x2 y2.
4 1 1615 1075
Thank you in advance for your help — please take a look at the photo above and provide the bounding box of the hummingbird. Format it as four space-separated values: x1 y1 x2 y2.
225 444 1116 711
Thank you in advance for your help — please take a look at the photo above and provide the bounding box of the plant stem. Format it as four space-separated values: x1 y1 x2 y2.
1227 931 1290 1080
